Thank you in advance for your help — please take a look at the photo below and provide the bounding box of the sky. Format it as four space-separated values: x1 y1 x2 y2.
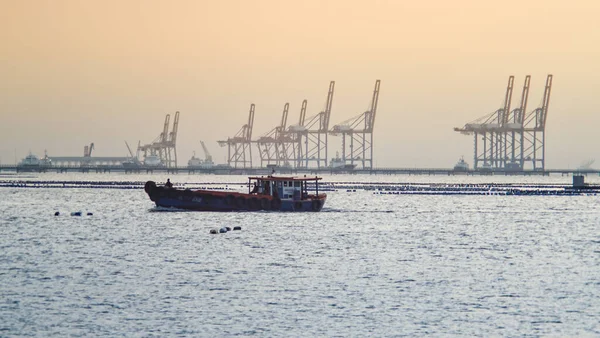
1 0 599 168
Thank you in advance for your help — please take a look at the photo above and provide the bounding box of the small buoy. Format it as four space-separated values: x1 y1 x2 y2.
219 227 228 233
225 226 232 231
209 229 218 234
70 211 82 216
86 212 93 216
233 226 242 231
54 211 60 216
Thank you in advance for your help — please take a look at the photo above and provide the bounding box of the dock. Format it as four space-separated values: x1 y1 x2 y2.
0 164 598 177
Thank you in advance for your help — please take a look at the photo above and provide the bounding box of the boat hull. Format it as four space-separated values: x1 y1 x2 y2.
144 181 326 212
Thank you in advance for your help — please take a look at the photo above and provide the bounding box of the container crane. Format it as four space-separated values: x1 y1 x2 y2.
137 112 180 168
454 74 552 170
295 81 335 168
330 80 380 169
281 99 307 168
454 76 514 169
255 103 290 167
218 104 255 168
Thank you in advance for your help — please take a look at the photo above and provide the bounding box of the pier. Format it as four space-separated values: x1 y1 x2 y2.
0 164 598 177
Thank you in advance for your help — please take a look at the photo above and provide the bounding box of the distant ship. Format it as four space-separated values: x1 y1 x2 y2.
453 157 469 172
187 151 214 168
19 151 52 167
329 152 356 170
479 162 493 171
143 155 164 167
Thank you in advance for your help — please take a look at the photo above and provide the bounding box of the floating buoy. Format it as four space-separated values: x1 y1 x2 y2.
70 211 82 216
233 226 242 231
219 227 228 233
225 226 232 231
54 211 60 216
209 229 218 234
86 212 93 216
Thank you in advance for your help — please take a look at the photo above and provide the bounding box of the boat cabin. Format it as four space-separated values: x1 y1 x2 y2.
248 176 322 200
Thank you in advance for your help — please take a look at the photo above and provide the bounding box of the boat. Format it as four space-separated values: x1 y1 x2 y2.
329 152 356 170
18 151 52 168
19 152 42 167
143 155 164 167
479 162 493 172
122 158 140 168
187 151 214 168
453 157 469 172
144 175 327 212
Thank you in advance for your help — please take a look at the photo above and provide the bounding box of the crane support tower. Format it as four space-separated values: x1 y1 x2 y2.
454 74 553 170
138 111 180 168
255 103 290 167
291 81 335 168
218 104 255 168
330 79 381 170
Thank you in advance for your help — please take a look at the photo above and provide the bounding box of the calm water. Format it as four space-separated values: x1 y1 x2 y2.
1 173 599 336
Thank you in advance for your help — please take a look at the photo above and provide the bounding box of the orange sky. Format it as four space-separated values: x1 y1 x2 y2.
1 0 599 168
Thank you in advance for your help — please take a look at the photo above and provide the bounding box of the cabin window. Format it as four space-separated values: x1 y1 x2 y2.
294 181 301 187
283 181 288 187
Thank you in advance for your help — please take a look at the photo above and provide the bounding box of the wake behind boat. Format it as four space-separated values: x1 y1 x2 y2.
144 176 327 212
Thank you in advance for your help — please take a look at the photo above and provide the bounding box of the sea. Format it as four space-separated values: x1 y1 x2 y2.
1 172 599 337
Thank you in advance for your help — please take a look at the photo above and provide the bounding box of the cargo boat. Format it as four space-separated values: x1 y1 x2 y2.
144 176 327 211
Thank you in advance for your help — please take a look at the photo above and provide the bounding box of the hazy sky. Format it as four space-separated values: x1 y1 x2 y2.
1 0 599 168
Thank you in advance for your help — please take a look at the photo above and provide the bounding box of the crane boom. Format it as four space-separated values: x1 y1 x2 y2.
322 81 335 131
169 111 180 143
200 141 212 162
517 75 531 125
161 114 171 143
299 99 307 126
502 76 514 125
246 104 255 141
539 74 553 129
280 103 289 131
368 80 381 131
125 141 135 158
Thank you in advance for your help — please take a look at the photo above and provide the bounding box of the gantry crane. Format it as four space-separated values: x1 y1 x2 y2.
291 81 335 168
138 111 180 168
218 104 255 168
524 74 553 170
280 99 307 168
504 75 530 169
454 76 514 169
330 80 381 169
454 75 552 170
255 103 290 167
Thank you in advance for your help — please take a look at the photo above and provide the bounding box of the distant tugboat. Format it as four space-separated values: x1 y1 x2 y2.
453 157 469 172
144 175 327 212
